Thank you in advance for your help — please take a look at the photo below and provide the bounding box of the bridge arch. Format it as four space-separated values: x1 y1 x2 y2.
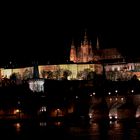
135 105 140 119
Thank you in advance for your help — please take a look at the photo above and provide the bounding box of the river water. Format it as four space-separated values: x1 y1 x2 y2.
0 119 140 140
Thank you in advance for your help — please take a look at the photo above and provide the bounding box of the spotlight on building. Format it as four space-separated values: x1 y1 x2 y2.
28 61 45 92
28 79 44 92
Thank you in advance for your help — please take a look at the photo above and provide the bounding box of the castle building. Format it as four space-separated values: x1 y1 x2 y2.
70 31 123 63
1 30 140 82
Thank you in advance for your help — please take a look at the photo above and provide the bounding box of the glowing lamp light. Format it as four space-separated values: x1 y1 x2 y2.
88 113 93 118
115 90 118 93
131 90 134 93
76 96 78 99
14 109 20 114
108 92 111 95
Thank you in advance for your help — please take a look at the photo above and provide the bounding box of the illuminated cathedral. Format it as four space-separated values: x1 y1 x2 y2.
70 31 123 63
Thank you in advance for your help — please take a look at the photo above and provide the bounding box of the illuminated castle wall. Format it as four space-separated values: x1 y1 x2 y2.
70 31 122 63
0 64 103 81
0 67 33 79
38 64 103 80
105 63 140 81
0 63 140 82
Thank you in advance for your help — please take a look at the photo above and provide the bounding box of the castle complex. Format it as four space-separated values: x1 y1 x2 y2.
0 30 140 82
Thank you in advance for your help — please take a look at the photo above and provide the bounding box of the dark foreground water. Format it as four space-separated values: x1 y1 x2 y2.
0 120 140 140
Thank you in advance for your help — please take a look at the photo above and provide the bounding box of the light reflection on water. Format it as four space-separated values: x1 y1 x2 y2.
0 120 140 139
14 122 21 132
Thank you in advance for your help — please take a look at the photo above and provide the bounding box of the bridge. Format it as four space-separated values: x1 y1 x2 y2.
89 94 140 120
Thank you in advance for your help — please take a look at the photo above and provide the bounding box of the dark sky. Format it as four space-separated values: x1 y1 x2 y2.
1 2 140 66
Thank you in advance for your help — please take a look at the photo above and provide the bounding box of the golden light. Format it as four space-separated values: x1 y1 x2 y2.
54 121 62 126
14 109 20 114
91 123 99 130
14 123 21 132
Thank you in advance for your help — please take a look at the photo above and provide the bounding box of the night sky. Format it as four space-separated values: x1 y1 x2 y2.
1 2 140 67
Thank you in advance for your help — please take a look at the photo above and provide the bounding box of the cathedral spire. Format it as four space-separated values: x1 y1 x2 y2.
71 39 75 48
70 39 77 63
83 29 88 45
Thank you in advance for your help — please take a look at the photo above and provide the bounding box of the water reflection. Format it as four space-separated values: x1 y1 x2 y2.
39 121 47 127
0 120 139 139
54 121 63 126
14 122 21 132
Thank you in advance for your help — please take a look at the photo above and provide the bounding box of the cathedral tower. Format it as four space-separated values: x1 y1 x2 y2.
70 40 77 63
70 30 94 63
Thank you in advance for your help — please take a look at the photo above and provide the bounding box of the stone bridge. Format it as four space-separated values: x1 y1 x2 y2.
89 95 140 120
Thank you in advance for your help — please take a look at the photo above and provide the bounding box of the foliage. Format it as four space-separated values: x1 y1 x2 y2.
23 68 33 80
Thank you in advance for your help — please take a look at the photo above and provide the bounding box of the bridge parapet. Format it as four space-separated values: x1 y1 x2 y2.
105 96 126 109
